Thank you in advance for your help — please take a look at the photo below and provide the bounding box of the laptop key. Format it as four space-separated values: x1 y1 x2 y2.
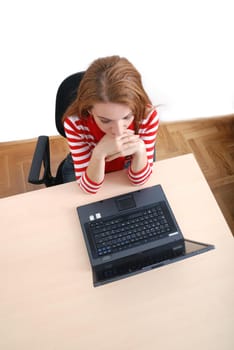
89 203 176 256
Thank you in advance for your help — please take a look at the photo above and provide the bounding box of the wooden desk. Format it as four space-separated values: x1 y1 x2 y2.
0 154 233 350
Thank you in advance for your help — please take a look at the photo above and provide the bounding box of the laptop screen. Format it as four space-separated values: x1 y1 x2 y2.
93 239 215 286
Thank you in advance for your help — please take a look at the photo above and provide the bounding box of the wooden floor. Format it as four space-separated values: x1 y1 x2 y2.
0 115 234 235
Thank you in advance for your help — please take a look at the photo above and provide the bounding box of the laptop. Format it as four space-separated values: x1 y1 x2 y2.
76 185 215 286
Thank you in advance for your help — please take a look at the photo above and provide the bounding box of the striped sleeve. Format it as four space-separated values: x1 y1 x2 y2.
128 163 152 185
80 172 104 194
127 108 159 186
63 116 103 194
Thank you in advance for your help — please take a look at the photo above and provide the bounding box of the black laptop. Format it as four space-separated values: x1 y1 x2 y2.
76 185 214 286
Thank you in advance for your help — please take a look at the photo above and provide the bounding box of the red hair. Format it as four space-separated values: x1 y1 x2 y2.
62 55 152 130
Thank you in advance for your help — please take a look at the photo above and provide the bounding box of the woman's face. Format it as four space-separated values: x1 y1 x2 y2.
91 102 134 136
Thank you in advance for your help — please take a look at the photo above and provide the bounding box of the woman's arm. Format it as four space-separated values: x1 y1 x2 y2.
64 116 105 193
128 108 159 185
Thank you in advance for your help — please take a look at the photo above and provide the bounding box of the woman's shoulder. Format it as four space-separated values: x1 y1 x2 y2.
145 104 157 117
64 114 81 124
137 106 159 131
64 115 90 128
143 105 158 123
63 115 92 135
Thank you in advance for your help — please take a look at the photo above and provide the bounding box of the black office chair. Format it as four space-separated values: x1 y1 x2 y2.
28 71 85 187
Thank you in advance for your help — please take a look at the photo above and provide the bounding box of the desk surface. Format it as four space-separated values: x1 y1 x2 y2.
0 154 233 350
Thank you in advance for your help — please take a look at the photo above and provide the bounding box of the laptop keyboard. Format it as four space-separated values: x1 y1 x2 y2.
87 202 177 257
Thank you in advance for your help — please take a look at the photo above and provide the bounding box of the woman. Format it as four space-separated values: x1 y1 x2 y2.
62 55 159 194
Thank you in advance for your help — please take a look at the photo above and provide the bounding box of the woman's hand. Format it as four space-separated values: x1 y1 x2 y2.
95 130 143 161
87 130 148 183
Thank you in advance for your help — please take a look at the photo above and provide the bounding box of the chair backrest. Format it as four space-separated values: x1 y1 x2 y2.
55 71 85 137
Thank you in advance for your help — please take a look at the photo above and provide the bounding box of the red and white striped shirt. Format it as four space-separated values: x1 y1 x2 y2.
64 108 159 193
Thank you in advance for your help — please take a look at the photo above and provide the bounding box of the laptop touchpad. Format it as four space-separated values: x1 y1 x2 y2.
116 194 136 211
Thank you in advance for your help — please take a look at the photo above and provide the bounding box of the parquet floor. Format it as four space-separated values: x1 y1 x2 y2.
0 115 233 235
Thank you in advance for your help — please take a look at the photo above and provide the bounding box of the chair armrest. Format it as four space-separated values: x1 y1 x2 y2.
28 135 55 186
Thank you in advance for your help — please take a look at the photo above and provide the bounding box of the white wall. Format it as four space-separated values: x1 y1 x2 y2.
0 0 233 142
